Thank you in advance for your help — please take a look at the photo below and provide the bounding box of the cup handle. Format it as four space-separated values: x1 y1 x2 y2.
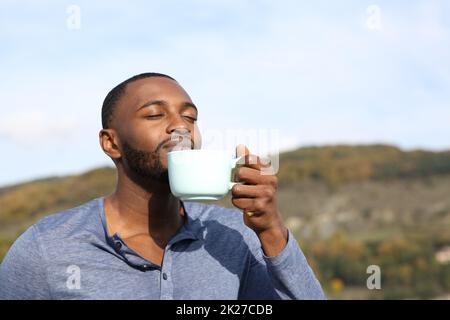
229 155 246 190
229 181 244 190
230 155 245 169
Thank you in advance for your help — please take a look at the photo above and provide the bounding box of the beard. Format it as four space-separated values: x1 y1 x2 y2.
122 141 169 184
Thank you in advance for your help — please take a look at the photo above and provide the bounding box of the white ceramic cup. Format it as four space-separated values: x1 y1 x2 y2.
167 149 243 200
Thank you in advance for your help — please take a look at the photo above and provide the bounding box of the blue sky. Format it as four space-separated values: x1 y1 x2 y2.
0 0 449 187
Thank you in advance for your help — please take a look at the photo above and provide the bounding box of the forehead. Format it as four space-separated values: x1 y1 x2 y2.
122 77 192 111
111 77 195 129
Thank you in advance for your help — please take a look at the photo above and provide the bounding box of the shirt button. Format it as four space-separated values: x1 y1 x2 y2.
162 273 168 280
114 241 122 251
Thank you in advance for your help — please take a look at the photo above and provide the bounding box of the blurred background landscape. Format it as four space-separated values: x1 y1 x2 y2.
1 144 450 299
1 0 449 299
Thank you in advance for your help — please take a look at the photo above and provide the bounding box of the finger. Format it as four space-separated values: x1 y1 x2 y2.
244 154 270 170
234 166 278 186
236 144 260 169
236 144 250 159
233 167 261 185
231 197 264 217
235 144 272 170
231 197 253 209
231 184 273 199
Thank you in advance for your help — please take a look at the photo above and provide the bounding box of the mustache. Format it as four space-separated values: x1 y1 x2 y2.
155 137 195 153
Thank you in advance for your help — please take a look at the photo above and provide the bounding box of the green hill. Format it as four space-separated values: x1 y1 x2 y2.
1 144 450 299
2 144 449 236
278 144 450 186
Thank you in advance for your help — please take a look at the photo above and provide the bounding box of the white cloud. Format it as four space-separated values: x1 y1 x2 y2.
0 110 77 146
0 0 449 186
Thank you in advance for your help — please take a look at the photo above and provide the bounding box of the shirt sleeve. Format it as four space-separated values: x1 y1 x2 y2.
0 225 51 299
238 228 326 300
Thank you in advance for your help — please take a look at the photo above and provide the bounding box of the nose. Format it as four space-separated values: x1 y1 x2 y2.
166 114 191 135
167 116 192 150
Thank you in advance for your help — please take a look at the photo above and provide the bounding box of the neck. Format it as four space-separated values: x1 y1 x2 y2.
104 169 184 242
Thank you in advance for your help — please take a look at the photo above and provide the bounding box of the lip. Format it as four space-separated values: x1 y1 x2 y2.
162 140 193 152
163 142 178 152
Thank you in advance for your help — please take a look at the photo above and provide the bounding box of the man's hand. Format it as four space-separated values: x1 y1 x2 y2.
231 144 288 257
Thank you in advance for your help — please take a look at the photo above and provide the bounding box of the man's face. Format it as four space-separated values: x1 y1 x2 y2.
112 77 201 183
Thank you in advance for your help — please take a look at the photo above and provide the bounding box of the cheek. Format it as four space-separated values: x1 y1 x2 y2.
159 149 171 169
130 129 163 151
131 137 160 152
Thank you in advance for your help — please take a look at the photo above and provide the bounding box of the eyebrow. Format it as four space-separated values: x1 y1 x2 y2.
136 100 198 113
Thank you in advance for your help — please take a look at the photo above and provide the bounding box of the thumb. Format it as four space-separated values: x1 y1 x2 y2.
236 144 250 159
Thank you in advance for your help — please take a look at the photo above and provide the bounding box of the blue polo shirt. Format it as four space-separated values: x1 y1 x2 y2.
0 197 325 300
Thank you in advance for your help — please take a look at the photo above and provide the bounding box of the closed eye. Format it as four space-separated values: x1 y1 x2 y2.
184 116 197 122
145 114 164 119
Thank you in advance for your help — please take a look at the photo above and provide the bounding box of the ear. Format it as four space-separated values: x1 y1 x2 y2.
99 129 121 161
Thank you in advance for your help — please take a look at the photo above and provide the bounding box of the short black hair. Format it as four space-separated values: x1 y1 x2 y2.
101 72 176 129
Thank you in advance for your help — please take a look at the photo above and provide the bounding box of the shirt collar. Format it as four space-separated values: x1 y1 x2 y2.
169 200 205 243
97 197 205 251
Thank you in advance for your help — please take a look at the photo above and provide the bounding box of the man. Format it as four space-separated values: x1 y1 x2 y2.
0 73 325 299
